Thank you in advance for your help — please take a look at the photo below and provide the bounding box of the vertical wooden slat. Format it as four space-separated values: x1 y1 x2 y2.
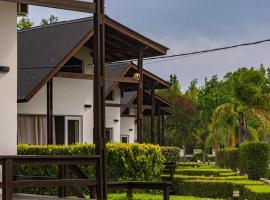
93 0 107 199
137 49 144 143
58 165 67 197
161 113 165 146
2 158 13 200
47 79 53 145
150 84 156 144
157 105 161 144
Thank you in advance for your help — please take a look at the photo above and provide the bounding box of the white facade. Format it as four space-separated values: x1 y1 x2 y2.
0 1 17 154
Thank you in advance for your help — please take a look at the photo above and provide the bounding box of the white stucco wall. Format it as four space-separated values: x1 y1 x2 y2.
105 87 121 142
18 78 123 143
120 117 135 143
0 2 17 155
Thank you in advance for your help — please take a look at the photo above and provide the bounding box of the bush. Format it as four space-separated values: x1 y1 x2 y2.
216 148 239 170
161 146 181 162
241 185 270 200
225 148 239 170
216 149 226 168
17 143 164 195
175 168 233 176
174 179 263 199
239 141 270 180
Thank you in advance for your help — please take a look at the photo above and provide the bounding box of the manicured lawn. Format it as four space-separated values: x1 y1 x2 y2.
108 194 222 200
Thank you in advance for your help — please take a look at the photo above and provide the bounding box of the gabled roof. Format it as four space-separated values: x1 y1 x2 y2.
18 16 168 102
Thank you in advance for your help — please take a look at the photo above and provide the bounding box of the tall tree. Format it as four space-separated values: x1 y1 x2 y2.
40 15 59 26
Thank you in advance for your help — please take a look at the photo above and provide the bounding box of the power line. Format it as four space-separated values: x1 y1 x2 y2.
18 37 270 69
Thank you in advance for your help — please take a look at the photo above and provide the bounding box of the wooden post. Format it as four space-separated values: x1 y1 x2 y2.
150 84 156 144
157 104 161 144
58 165 67 197
47 79 53 145
93 0 107 199
137 49 144 143
2 158 13 200
161 113 165 146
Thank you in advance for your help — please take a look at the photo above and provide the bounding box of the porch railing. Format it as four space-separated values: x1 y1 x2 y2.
0 155 100 200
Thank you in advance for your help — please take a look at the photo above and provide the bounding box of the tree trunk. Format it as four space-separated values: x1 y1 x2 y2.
238 112 249 145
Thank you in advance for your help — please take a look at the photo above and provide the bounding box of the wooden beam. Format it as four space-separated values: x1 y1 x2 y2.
137 49 144 143
2 0 96 13
55 72 93 80
151 85 156 144
47 79 53 145
55 72 138 84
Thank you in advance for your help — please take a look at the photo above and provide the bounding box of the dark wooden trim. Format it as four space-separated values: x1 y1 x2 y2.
93 0 107 198
129 62 171 89
47 79 53 145
105 17 169 55
161 113 165 146
157 105 161 145
2 0 96 13
0 66 10 73
137 49 144 143
151 85 156 144
25 31 94 102
55 72 93 80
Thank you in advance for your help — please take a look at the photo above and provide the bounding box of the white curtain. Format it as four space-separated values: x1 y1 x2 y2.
18 115 56 145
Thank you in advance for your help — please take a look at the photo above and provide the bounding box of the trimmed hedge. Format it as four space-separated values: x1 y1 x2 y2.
173 175 247 180
174 179 263 199
241 185 270 200
216 148 239 170
161 146 181 162
239 141 270 180
17 143 164 195
175 168 233 176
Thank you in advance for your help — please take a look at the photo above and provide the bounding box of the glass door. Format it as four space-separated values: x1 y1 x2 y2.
65 116 82 145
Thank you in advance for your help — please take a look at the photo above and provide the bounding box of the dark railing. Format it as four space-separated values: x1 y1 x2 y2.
0 155 100 200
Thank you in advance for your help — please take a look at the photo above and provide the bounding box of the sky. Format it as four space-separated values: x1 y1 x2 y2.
26 0 270 90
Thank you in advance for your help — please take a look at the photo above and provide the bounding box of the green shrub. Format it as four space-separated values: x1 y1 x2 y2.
173 175 247 180
226 148 239 170
161 146 181 162
241 185 270 200
175 168 233 176
17 143 164 195
216 148 239 170
174 179 263 199
239 141 270 180
216 149 226 168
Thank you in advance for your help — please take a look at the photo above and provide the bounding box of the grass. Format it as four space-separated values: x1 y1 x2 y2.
108 194 222 200
173 175 247 180
245 185 270 193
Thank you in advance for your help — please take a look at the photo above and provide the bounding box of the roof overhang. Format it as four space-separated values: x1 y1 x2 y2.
2 0 96 13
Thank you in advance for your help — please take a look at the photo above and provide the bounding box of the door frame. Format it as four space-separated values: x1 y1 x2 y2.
64 116 83 145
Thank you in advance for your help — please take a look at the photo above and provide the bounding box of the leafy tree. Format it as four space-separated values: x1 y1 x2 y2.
40 15 59 26
17 17 34 30
206 67 270 147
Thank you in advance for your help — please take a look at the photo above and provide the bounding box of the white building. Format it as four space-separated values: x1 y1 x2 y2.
16 17 171 145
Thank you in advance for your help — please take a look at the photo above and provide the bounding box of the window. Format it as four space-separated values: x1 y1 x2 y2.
106 128 113 142
106 91 114 101
65 116 82 145
60 57 83 73
121 135 129 143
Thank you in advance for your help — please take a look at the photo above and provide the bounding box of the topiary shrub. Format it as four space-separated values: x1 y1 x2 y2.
225 148 239 170
160 146 181 162
216 149 226 168
239 141 270 180
241 185 270 200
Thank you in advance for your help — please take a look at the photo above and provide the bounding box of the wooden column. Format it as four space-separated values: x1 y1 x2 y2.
157 104 161 145
47 79 53 145
150 84 156 144
161 112 165 146
93 0 107 199
137 49 144 143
